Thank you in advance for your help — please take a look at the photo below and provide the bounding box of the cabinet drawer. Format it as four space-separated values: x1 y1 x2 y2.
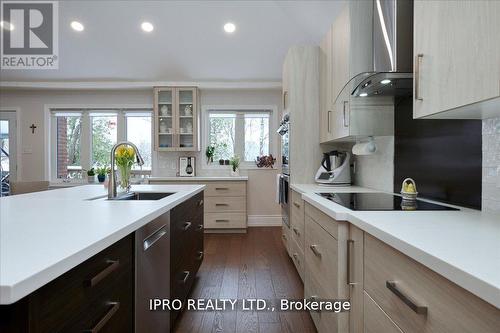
304 268 339 333
204 213 246 229
204 182 246 197
29 236 133 333
205 197 246 213
282 223 291 257
364 291 402 333
305 203 338 239
364 234 500 333
290 213 305 252
304 215 338 296
290 236 304 282
291 190 304 220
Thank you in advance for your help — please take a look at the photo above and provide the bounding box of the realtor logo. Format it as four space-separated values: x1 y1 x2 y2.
1 1 58 69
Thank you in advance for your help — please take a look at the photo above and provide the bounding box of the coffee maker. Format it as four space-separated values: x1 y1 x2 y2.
315 151 351 185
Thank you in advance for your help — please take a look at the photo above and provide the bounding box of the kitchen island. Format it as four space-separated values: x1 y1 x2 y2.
0 184 205 332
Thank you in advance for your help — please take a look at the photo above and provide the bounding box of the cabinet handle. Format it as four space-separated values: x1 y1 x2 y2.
215 203 229 206
292 253 298 260
84 301 120 333
196 251 204 260
342 101 349 127
347 239 356 285
87 260 120 287
309 244 322 258
293 201 301 208
215 219 230 223
327 110 332 133
386 281 428 315
415 54 424 101
182 270 190 284
183 222 192 231
196 224 204 231
283 91 288 109
215 187 229 190
282 234 287 241
292 227 299 235
198 199 204 206
143 225 168 251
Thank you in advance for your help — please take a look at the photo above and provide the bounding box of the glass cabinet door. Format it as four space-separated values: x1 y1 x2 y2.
176 88 196 150
156 89 175 150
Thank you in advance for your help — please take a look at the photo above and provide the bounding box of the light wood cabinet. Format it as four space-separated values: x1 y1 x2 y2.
148 179 247 232
304 203 349 333
319 27 333 143
413 0 500 119
154 87 199 151
363 292 402 333
364 233 500 333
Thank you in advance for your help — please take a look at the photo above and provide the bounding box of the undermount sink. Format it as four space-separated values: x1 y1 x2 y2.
106 192 174 201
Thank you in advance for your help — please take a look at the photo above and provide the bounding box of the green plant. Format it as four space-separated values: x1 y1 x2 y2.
229 155 240 172
205 145 215 164
96 166 109 176
86 168 95 176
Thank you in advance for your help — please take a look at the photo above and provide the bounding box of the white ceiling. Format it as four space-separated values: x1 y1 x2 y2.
0 0 345 83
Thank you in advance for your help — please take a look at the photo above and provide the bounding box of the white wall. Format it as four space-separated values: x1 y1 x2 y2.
482 117 500 213
0 88 282 216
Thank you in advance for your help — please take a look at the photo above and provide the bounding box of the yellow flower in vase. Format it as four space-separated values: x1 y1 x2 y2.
115 145 136 191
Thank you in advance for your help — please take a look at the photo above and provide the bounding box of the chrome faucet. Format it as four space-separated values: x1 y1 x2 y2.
108 141 145 199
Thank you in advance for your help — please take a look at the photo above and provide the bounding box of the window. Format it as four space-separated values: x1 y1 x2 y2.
50 108 152 181
126 113 152 170
206 108 273 166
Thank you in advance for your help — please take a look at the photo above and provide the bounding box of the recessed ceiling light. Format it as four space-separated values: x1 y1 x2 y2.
0 21 14 31
70 21 84 32
359 92 368 97
224 22 236 33
380 79 391 85
141 22 154 32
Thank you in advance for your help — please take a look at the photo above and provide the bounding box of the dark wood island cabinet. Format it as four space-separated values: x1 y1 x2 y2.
0 191 204 333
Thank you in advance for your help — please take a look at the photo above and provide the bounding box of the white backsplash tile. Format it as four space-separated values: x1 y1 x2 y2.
482 117 500 213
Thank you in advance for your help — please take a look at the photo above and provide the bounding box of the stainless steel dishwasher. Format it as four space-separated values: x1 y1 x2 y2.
135 211 170 333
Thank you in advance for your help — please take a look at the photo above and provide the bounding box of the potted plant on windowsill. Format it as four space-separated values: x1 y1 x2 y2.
86 168 96 183
229 155 240 176
96 166 109 183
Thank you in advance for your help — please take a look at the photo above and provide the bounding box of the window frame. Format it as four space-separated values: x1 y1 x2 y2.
47 106 153 183
202 105 277 169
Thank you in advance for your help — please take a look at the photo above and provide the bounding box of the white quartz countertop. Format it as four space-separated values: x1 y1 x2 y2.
0 184 204 305
148 176 248 181
292 183 500 309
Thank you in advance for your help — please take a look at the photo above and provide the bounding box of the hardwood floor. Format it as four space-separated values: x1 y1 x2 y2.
174 227 316 333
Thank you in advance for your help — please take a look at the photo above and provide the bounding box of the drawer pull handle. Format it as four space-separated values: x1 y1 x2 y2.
196 251 204 260
183 222 192 231
386 281 427 315
215 203 229 206
292 253 298 260
292 227 299 235
282 234 287 241
309 245 322 258
415 54 424 101
196 224 204 231
87 260 119 287
347 239 356 285
215 187 229 190
84 301 120 333
182 270 190 284
198 199 204 206
143 225 168 251
215 219 230 223
293 202 301 208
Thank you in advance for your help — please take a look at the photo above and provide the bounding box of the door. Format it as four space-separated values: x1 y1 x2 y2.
0 111 17 196
414 0 500 118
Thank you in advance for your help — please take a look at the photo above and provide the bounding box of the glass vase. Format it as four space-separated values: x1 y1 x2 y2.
118 164 132 192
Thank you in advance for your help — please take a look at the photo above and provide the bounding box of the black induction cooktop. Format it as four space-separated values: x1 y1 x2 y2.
316 192 459 211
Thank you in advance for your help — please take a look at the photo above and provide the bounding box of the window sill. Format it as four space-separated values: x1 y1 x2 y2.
202 164 280 171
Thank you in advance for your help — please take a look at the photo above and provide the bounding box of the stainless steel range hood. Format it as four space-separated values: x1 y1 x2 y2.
351 0 413 98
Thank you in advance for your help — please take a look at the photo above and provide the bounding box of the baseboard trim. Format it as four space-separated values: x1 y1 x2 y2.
247 215 282 227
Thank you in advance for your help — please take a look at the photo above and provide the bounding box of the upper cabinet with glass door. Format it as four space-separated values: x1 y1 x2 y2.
154 87 199 151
